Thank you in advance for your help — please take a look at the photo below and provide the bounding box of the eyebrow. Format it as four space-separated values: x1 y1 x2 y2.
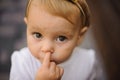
28 23 75 37
28 24 41 31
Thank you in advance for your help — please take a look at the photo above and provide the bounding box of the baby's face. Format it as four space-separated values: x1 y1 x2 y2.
25 6 81 64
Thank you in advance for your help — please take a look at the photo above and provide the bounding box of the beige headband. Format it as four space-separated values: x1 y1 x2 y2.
25 0 86 25
69 0 85 17
25 0 32 17
26 0 85 16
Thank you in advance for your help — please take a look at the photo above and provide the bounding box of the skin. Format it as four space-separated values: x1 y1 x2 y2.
24 2 88 80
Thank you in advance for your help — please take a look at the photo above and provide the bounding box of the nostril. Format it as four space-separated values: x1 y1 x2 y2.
42 50 52 53
50 50 54 53
41 48 54 53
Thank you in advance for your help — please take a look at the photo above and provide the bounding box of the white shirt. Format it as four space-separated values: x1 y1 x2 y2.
10 47 97 80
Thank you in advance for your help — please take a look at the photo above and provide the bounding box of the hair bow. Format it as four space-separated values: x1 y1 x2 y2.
72 0 78 3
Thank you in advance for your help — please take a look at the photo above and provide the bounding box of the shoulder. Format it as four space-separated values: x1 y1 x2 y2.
76 47 96 69
61 47 96 69
74 47 95 56
10 47 40 80
75 47 95 59
11 47 40 68
60 47 96 80
72 47 95 64
11 47 32 66
11 47 31 61
73 47 96 73
61 47 96 66
11 47 30 58
10 47 34 71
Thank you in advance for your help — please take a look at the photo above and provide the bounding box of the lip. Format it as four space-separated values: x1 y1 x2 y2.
40 54 59 64
50 60 58 64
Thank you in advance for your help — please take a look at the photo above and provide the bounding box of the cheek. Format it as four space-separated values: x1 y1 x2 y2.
54 44 76 63
27 35 39 59
57 50 73 62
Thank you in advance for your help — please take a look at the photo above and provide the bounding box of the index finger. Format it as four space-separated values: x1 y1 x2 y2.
42 52 51 67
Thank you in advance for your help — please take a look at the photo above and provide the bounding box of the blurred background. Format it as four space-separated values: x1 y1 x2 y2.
0 0 120 80
0 0 27 80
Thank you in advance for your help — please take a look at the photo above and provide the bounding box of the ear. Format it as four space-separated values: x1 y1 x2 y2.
77 26 88 45
80 27 88 36
24 17 28 24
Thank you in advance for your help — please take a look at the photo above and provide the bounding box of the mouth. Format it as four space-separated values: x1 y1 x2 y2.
50 60 58 64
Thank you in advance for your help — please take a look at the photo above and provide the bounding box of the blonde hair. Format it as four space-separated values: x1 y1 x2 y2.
25 0 90 27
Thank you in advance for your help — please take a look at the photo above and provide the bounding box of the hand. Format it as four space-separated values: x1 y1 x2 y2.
35 52 64 80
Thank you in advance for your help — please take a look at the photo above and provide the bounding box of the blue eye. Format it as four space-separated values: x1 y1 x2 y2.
56 36 67 42
33 32 42 39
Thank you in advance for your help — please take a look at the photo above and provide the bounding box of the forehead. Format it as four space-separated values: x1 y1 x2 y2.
27 0 81 26
27 3 81 30
28 6 78 31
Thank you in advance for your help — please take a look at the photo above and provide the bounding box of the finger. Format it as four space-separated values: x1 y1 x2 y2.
50 62 56 72
57 67 64 80
55 66 60 78
42 52 51 67
60 67 64 77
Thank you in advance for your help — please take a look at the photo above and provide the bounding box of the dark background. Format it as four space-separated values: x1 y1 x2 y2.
0 0 120 80
0 0 27 80
87 0 120 80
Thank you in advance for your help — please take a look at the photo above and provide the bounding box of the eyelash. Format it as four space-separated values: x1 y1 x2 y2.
32 32 42 39
56 36 68 42
32 32 68 42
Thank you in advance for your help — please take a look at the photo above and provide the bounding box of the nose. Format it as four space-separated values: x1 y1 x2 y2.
40 40 54 53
